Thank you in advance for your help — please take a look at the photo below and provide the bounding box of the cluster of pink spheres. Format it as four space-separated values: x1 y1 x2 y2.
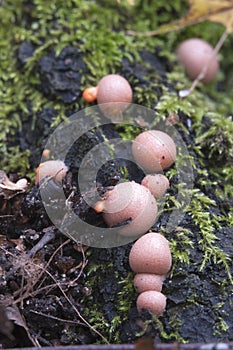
94 129 176 315
95 130 176 237
129 232 172 316
36 37 219 316
82 37 219 104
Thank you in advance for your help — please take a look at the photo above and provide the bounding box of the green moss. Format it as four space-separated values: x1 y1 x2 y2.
117 124 142 141
116 272 135 313
185 190 232 280
81 262 111 340
1 0 232 171
119 166 130 180
195 113 233 165
161 313 187 343
136 315 186 343
134 78 161 108
169 228 194 270
153 85 233 283
108 272 135 342
125 0 189 33
83 256 135 343
0 146 31 175
214 317 229 336
155 90 197 117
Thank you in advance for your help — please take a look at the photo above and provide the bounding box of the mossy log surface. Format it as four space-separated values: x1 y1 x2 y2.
0 0 232 348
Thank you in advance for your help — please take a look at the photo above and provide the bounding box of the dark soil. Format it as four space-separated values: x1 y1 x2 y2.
0 44 232 349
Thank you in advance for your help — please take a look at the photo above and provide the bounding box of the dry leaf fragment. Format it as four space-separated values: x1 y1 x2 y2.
210 7 233 33
134 336 155 350
177 0 233 33
5 304 38 346
117 0 135 5
126 0 233 97
128 0 233 36
0 304 14 340
0 170 28 199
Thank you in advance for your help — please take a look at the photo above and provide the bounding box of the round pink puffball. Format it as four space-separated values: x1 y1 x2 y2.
176 38 219 83
136 290 167 316
129 232 172 275
132 130 176 172
134 273 164 294
102 181 157 237
35 160 68 185
97 74 132 120
141 174 170 199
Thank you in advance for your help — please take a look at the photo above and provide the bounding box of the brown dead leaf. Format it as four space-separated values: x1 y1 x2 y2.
0 234 25 251
0 303 14 339
134 336 155 350
127 0 233 98
177 0 233 33
210 7 233 32
0 170 28 199
117 0 135 5
128 0 233 36
5 304 38 346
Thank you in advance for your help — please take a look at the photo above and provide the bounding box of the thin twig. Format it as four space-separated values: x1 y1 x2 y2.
1 239 70 300
28 260 110 344
35 238 71 292
69 244 88 286
30 310 87 327
27 228 56 258
13 281 71 302
1 244 108 343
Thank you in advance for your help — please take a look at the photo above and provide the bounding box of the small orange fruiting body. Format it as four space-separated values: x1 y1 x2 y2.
82 86 98 103
94 200 105 213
